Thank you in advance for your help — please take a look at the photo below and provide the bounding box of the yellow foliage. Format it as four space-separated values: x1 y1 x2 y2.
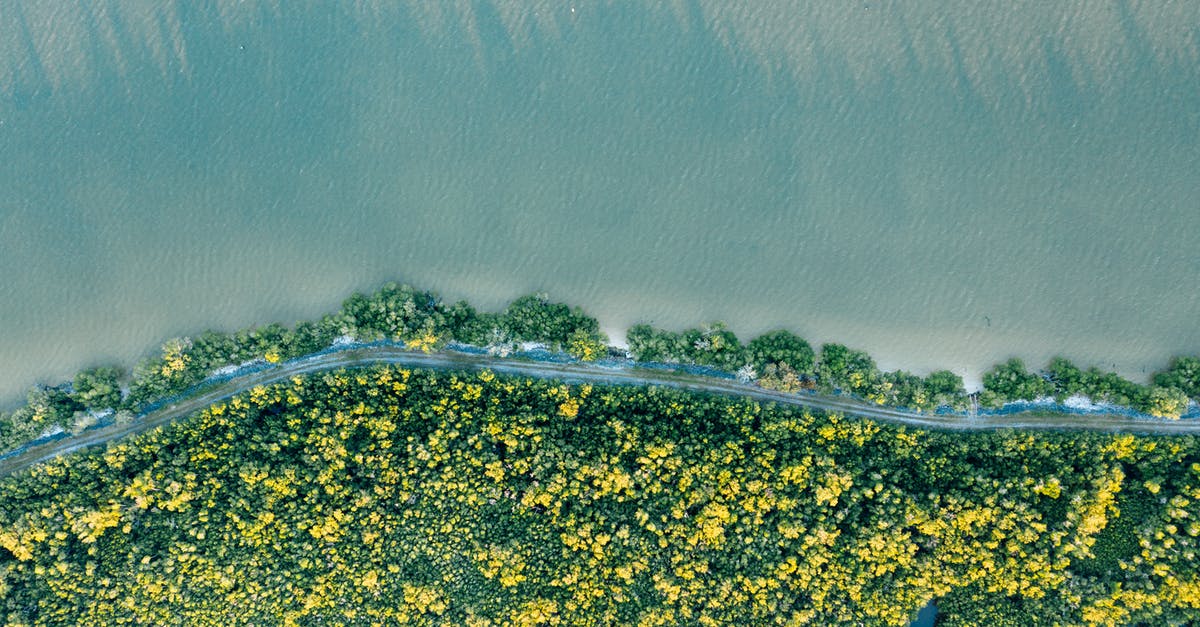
308 510 347 543
1033 477 1062 499
159 338 191 377
476 545 529 588
558 398 581 419
0 529 34 562
814 471 853 507
484 461 506 483
69 506 122 545
1149 392 1185 419
1104 434 1138 461
568 332 604 361
8 365 1200 626
122 473 157 510
512 598 560 626
405 332 439 353
361 569 381 592
402 583 448 615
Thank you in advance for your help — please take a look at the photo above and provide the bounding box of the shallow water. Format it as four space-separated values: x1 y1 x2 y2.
1 2 1198 402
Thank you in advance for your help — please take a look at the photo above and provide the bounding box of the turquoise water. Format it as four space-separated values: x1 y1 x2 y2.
1 2 1199 402
912 601 937 627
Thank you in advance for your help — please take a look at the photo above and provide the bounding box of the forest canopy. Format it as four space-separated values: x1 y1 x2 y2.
1 368 1199 626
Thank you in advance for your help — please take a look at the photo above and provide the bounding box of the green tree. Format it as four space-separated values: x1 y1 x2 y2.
1080 368 1144 408
1045 357 1085 400
340 283 448 342
746 330 815 375
818 343 878 391
502 294 600 349
444 300 498 346
72 366 124 410
1153 356 1200 399
884 370 926 409
566 328 608 362
0 411 12 445
24 385 82 431
1144 386 1188 419
980 358 1052 407
285 318 341 356
680 322 745 370
626 325 687 363
924 370 967 407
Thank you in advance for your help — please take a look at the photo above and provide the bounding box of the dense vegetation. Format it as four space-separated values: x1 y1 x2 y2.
0 285 607 453
626 322 1198 418
3 281 1198 458
626 324 969 412
1 368 1199 625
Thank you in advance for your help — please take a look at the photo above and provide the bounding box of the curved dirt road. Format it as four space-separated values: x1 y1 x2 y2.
2 346 1195 478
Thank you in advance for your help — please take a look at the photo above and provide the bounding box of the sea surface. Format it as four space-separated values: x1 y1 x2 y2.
1 1 1199 403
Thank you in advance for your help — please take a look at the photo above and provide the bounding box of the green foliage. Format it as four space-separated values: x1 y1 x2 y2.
624 314 1193 416
925 370 967 407
340 282 447 343
818 343 879 392
124 319 349 409
444 300 497 347
679 322 745 370
25 386 81 432
5 278 1200 471
627 322 750 371
284 319 341 356
3 370 1200 626
630 325 964 411
565 328 607 361
0 386 84 450
3 284 621 455
5 279 1198 469
1076 483 1157 578
936 583 1054 627
1078 368 1146 409
1144 385 1189 419
502 294 603 351
1045 357 1086 401
1154 356 1200 399
980 358 1054 407
626 325 687 363
883 370 930 411
72 366 124 411
1036 357 1189 418
745 330 815 375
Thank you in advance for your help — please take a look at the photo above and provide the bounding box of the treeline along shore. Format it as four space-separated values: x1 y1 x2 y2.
4 282 1200 625
3 281 1199 453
